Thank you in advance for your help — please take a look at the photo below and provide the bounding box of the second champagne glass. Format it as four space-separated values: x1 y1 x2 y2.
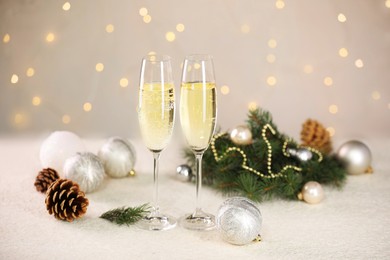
137 54 176 231
179 54 217 230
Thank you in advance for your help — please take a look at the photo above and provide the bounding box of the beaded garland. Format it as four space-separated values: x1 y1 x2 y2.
210 124 309 179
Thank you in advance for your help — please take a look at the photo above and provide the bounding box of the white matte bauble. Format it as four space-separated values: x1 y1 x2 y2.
98 137 137 178
40 131 85 174
63 152 105 193
301 181 324 204
230 125 253 145
217 197 262 245
336 140 372 175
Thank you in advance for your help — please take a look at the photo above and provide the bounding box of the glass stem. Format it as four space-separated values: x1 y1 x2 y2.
152 152 161 214
194 152 204 214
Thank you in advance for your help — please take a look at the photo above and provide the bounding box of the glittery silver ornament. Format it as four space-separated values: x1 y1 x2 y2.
336 140 372 175
63 152 105 193
98 137 137 178
217 197 262 245
176 164 193 182
287 147 313 162
300 181 324 204
230 125 253 145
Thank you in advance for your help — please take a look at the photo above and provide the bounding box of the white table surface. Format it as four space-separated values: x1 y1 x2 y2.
0 136 389 260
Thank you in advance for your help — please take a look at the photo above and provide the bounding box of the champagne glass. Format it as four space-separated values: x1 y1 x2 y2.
179 54 217 230
137 54 176 231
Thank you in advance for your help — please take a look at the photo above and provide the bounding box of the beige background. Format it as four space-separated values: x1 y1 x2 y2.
1 0 389 144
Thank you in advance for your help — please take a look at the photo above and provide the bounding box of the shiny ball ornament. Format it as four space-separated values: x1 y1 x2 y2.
229 125 253 145
336 140 372 175
301 181 324 204
39 131 85 174
217 197 262 245
176 164 193 182
296 148 313 161
98 137 137 178
63 152 105 193
287 148 313 162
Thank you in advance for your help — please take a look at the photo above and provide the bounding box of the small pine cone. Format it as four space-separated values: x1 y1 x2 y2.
301 119 332 154
34 168 60 193
45 179 89 222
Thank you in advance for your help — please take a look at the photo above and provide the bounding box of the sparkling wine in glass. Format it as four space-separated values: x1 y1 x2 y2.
137 54 176 231
179 54 217 230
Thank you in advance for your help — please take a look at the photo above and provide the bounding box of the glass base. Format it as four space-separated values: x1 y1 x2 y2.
137 212 177 231
179 209 216 231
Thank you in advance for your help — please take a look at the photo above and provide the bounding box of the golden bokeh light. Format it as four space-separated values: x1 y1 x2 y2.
275 0 285 9
337 13 347 22
371 91 381 100
32 96 41 106
193 63 201 70
62 115 71 124
267 76 277 86
83 102 92 112
268 39 277 48
62 2 71 11
220 85 230 95
46 33 55 42
338 48 348 58
165 32 176 42
3 33 10 43
139 7 148 16
303 65 313 74
386 0 390 8
143 15 152 23
26 67 35 77
14 113 24 125
324 77 333 86
355 59 364 68
119 78 129 88
11 74 19 84
105 24 114 33
176 23 185 32
241 24 250 34
248 102 258 111
329 105 338 114
266 54 276 63
95 63 104 72
326 127 336 137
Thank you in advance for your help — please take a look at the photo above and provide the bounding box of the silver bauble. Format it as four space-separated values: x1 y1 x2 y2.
336 140 372 175
287 147 313 162
176 164 193 182
63 152 105 193
217 197 262 245
98 137 136 178
230 125 253 145
296 148 313 161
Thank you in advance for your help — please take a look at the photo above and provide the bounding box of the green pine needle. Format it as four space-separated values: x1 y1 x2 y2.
100 204 151 226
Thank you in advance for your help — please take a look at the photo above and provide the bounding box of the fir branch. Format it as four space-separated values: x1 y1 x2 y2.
182 108 347 202
100 204 151 226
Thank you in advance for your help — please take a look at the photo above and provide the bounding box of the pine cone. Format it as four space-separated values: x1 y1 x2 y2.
301 119 332 154
34 168 60 193
45 179 89 222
